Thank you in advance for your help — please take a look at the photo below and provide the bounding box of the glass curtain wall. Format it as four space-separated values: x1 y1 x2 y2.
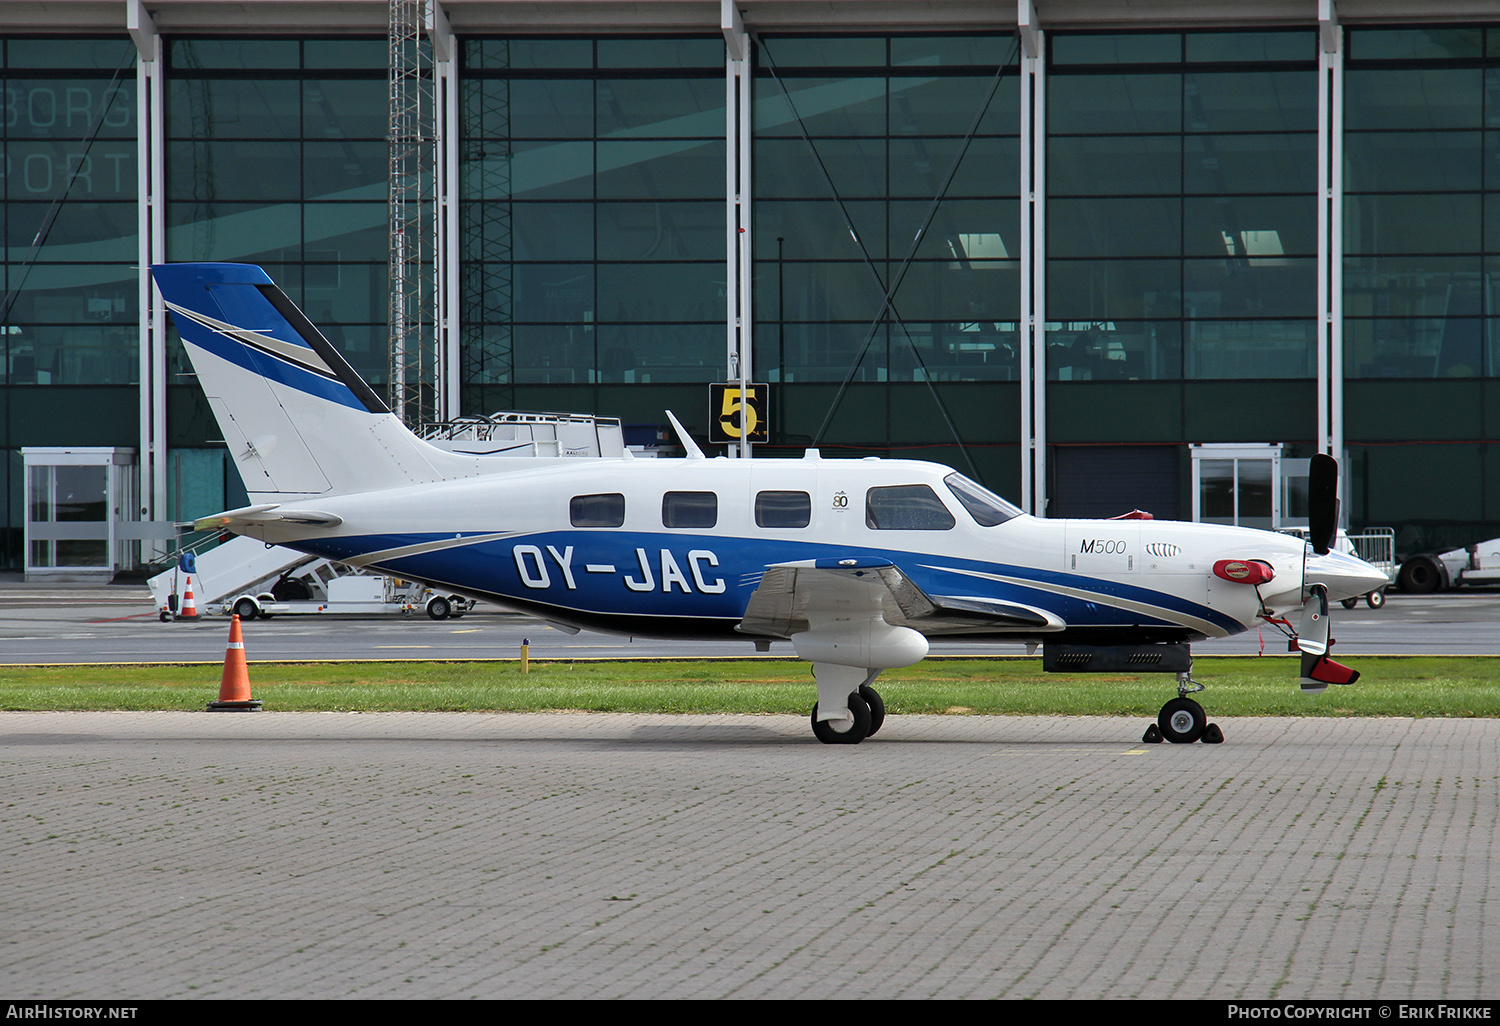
1046 30 1319 383
165 38 389 382
459 37 726 421
163 37 388 520
1342 26 1500 550
752 34 1019 477
1 37 138 569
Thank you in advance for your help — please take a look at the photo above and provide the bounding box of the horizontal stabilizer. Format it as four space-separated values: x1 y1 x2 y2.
194 504 344 531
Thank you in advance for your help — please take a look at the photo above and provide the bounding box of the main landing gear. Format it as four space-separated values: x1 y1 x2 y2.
810 666 886 745
1142 668 1224 745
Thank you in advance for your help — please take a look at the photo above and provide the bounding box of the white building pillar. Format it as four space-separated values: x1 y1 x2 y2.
1018 0 1046 515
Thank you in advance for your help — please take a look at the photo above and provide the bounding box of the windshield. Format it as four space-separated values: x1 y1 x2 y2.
944 473 1023 527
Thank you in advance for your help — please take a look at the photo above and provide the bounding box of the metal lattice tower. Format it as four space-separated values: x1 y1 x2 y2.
387 0 438 429
459 41 514 410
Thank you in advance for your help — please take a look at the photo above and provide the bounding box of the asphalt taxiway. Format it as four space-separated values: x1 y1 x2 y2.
3 577 1500 663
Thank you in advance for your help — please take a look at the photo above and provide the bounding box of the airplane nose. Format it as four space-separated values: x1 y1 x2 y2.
1304 549 1390 602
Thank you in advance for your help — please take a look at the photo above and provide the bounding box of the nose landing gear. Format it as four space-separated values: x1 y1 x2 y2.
1142 668 1223 745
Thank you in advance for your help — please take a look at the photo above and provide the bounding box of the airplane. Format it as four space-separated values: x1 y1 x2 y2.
151 262 1390 746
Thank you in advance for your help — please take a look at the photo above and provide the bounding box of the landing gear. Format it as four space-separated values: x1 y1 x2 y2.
1158 697 1207 744
1143 666 1223 744
811 691 872 745
859 684 886 737
809 665 886 745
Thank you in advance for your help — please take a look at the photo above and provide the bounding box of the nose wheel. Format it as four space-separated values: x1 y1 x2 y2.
1142 669 1224 744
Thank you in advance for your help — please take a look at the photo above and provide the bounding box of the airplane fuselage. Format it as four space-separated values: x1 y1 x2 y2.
227 453 1345 646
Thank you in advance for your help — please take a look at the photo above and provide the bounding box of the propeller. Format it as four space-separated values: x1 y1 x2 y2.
1298 454 1360 692
1307 453 1339 556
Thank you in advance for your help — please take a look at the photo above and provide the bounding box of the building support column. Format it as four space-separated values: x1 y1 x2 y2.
723 0 753 458
429 1 460 421
130 0 166 543
1317 0 1344 462
1018 0 1046 515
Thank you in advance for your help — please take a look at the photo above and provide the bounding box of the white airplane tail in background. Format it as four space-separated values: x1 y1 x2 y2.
152 263 480 502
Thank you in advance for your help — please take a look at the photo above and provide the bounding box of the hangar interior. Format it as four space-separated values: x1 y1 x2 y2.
3 0 1498 576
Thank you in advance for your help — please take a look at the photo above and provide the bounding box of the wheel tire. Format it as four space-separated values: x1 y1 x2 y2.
859 684 886 737
1341 596 1359 610
427 596 451 620
1398 557 1444 594
1367 589 1386 609
1158 697 1207 744
811 692 872 745
233 598 259 621
159 611 171 623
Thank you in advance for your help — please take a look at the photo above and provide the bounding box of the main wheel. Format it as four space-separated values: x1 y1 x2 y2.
233 597 259 621
1367 589 1386 609
1158 697 1207 744
811 692 872 745
1341 596 1359 609
427 596 452 620
859 684 886 737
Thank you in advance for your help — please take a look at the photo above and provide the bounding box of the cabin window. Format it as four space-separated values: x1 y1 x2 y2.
865 484 956 531
662 490 718 529
755 490 811 528
570 492 625 527
944 473 1022 526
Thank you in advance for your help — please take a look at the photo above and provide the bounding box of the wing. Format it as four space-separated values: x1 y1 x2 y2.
737 557 1065 638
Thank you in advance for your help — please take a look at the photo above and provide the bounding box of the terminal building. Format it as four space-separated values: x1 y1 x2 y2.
3 0 1497 577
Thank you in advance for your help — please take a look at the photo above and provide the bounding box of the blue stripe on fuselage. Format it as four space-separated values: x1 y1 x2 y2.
291 530 1247 635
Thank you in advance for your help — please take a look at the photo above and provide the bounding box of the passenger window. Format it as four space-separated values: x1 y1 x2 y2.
755 490 811 529
662 491 717 529
866 484 956 531
570 493 625 528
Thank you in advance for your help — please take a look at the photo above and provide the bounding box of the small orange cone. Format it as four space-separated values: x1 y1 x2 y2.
207 614 261 711
178 576 200 620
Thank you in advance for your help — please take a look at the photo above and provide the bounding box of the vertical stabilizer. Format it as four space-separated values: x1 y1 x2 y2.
152 263 464 502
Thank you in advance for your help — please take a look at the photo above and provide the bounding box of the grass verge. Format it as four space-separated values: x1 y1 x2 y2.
0 656 1496 717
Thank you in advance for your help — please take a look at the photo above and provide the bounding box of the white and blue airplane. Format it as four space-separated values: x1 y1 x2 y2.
152 262 1389 745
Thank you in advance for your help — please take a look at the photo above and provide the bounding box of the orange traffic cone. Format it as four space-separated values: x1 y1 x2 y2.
178 576 200 621
207 615 261 711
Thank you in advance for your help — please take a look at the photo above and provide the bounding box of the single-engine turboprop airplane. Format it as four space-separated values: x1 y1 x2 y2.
153 262 1389 745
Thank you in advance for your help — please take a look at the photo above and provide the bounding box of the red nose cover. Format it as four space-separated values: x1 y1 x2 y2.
1301 651 1360 687
1213 559 1276 585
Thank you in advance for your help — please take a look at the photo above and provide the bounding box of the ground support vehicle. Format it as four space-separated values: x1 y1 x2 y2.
1397 537 1500 593
219 561 475 620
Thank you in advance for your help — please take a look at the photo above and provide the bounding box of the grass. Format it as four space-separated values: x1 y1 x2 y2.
0 655 1497 717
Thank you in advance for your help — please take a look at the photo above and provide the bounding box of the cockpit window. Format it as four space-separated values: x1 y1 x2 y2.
866 484 956 531
944 473 1022 527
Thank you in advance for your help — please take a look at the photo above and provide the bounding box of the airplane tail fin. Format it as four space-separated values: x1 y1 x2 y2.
152 263 461 502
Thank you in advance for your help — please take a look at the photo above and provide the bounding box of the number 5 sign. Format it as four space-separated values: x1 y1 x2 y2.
709 383 769 444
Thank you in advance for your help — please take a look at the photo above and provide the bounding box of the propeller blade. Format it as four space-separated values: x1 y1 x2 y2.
1296 584 1361 693
1308 453 1339 555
